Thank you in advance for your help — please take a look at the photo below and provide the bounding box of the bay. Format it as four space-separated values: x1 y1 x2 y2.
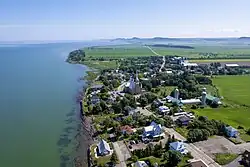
0 42 92 167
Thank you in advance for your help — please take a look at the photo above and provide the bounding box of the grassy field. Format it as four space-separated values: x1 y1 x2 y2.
83 60 117 70
194 75 250 129
190 59 250 63
214 153 238 165
212 75 250 106
85 46 155 58
194 107 250 128
83 44 250 59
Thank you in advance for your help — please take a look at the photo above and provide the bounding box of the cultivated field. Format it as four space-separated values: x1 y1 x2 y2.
195 75 250 128
212 75 250 106
84 44 250 59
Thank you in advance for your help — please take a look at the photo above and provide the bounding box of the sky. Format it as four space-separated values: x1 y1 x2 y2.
0 0 250 41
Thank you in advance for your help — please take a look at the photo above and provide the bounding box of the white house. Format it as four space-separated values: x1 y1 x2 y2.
134 161 148 167
158 105 170 115
143 121 164 138
97 139 111 156
169 141 188 154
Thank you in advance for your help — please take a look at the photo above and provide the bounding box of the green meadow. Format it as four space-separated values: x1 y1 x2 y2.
83 44 250 59
194 75 250 128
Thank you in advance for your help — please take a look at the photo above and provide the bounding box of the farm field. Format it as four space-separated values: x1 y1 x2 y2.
190 59 250 63
84 44 250 59
194 107 250 128
194 75 250 128
212 75 250 106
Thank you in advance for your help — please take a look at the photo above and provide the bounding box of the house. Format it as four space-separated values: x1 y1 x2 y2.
97 139 111 156
153 99 164 107
225 126 239 138
90 95 100 105
158 106 170 115
241 150 250 167
90 84 104 91
124 106 139 116
134 161 148 167
188 159 208 167
120 125 134 135
169 141 188 154
176 116 191 126
109 134 117 142
143 121 164 138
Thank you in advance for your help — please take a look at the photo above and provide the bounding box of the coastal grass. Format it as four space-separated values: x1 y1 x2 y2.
214 153 238 165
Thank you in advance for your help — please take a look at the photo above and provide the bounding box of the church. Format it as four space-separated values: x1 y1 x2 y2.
124 73 142 94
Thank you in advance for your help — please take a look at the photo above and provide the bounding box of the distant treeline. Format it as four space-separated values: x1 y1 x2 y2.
149 44 194 49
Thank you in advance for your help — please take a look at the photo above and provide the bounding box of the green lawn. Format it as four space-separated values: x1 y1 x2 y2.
214 153 238 165
90 144 111 166
212 75 250 106
194 107 250 128
156 86 176 98
175 127 189 138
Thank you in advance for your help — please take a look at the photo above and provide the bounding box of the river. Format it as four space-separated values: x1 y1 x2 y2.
0 41 114 167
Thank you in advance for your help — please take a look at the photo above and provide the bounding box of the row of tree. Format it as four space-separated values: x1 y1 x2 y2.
187 116 226 142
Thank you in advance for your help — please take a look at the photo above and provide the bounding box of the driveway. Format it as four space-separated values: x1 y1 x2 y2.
113 141 131 167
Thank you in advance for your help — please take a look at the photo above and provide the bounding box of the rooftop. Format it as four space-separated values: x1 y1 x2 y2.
91 84 104 89
225 64 239 67
177 115 191 122
189 159 208 167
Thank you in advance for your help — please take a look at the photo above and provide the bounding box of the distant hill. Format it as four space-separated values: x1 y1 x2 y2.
148 44 194 49
239 37 250 40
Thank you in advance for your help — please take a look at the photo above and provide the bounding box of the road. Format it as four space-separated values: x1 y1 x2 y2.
164 127 221 167
145 45 165 72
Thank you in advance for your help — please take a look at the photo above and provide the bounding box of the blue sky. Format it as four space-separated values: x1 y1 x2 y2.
0 0 250 41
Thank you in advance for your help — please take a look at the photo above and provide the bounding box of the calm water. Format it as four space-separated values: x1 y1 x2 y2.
0 42 97 167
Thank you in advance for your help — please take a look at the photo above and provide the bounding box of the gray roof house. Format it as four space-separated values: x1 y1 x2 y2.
97 139 111 156
134 161 148 167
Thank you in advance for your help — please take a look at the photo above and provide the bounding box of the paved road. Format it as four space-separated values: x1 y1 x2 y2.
145 45 165 72
164 127 221 167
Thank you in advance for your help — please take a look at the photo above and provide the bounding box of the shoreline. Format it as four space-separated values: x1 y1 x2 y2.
66 60 97 167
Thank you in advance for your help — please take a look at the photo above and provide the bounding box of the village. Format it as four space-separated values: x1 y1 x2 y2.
81 54 250 167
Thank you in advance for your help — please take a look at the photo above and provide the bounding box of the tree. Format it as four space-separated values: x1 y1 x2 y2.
112 102 122 114
92 103 102 114
164 116 174 127
110 153 118 164
130 155 138 162
111 79 120 88
138 95 148 107
167 150 183 167
247 128 250 135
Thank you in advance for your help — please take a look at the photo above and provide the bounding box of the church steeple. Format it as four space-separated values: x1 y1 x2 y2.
135 71 139 83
